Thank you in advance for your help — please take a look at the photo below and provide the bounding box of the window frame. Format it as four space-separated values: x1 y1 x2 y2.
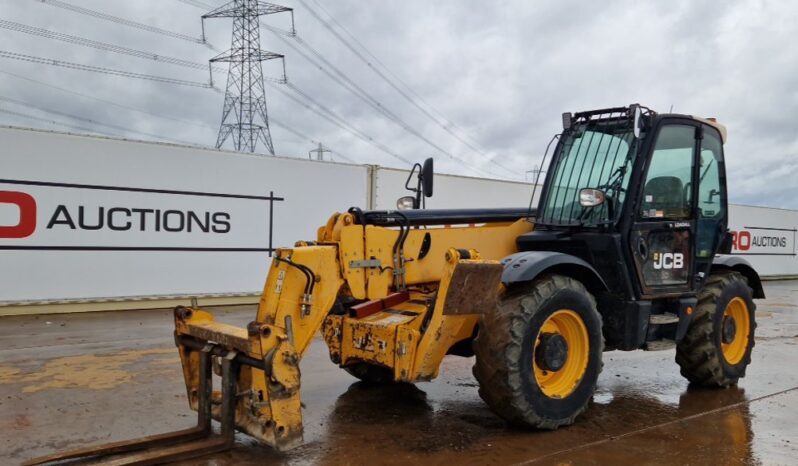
696 127 727 221
635 122 699 222
535 125 638 228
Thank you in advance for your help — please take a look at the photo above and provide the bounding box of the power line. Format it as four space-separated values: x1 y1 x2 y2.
267 80 413 165
327 149 356 163
300 0 518 178
37 0 208 45
299 1 451 125
269 117 353 160
306 0 485 148
270 117 322 144
183 0 498 176
175 0 451 169
308 142 330 161
281 83 373 142
0 106 115 137
202 0 292 155
2 100 354 163
0 69 211 130
0 50 212 88
283 82 414 165
265 26 398 118
35 0 516 177
27 0 435 167
0 95 196 145
0 19 221 73
0 68 354 161
260 108 356 161
265 26 497 177
180 0 296 36
0 19 290 85
176 0 214 9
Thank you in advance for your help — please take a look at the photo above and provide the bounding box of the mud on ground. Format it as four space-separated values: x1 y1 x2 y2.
2 280 797 465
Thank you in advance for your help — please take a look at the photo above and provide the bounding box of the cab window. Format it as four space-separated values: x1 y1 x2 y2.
640 125 695 220
698 131 724 219
695 129 726 258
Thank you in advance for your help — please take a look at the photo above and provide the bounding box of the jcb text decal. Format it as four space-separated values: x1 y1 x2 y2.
653 252 684 270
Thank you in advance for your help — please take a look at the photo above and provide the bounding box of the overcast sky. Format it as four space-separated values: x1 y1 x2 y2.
0 0 796 209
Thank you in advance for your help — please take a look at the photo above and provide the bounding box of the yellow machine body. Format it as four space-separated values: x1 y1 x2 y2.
173 211 532 450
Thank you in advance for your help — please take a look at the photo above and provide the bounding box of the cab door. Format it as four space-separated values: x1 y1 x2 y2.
629 122 698 298
693 126 728 283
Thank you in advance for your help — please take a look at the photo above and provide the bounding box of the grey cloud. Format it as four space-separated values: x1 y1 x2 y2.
0 0 796 207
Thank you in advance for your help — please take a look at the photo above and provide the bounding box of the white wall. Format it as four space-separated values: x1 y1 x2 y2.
373 167 539 210
0 127 368 303
0 127 795 306
727 204 797 277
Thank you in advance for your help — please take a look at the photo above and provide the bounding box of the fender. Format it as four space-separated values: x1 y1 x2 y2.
500 251 608 296
712 255 765 299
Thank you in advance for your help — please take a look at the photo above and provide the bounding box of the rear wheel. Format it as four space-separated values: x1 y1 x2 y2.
676 271 756 387
473 275 603 429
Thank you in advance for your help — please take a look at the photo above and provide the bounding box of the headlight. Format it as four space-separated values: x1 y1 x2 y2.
579 188 606 207
396 196 416 210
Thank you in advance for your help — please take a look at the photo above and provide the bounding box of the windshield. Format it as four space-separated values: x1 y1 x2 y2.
537 121 638 226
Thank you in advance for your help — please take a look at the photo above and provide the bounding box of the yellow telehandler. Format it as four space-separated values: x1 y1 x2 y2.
26 105 764 465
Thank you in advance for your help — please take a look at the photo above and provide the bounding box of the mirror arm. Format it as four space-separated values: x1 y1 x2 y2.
607 196 615 220
415 176 422 209
404 163 422 192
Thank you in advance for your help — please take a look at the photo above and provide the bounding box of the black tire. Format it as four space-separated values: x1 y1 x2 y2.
676 271 756 387
473 274 603 429
343 362 395 384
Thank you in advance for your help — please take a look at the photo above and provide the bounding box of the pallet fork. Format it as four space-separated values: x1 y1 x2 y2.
23 344 243 465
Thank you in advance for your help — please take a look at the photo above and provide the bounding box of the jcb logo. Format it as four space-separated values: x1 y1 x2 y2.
0 191 37 239
653 252 684 270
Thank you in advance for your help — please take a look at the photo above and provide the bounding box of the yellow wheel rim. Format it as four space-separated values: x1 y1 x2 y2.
533 309 590 398
721 297 751 365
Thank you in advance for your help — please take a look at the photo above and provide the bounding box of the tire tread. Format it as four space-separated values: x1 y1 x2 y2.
675 271 756 387
473 274 603 429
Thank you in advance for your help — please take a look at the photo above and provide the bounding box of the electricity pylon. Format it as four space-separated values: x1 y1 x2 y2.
202 1 293 154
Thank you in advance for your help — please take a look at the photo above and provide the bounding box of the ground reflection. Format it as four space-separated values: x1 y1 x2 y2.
309 381 756 466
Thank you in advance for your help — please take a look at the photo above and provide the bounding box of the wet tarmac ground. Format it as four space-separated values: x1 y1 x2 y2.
1 280 797 465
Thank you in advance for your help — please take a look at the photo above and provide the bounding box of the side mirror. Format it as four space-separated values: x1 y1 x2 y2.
403 158 434 209
579 188 606 207
421 157 434 197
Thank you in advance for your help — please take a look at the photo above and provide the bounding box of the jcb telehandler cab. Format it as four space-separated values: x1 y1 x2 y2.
26 105 763 466
475 105 763 426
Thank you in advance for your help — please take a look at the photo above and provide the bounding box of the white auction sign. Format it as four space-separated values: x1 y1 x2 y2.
0 127 368 303
727 204 798 277
1 126 796 309
0 180 271 249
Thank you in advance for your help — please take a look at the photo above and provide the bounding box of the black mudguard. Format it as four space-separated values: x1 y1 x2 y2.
712 255 765 299
500 251 608 294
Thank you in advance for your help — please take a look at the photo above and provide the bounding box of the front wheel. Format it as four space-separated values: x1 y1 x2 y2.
473 274 603 429
676 271 756 387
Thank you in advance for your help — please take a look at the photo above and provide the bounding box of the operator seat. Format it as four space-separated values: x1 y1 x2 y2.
641 176 688 218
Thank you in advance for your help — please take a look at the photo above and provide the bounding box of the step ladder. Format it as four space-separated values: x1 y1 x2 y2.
644 313 679 351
